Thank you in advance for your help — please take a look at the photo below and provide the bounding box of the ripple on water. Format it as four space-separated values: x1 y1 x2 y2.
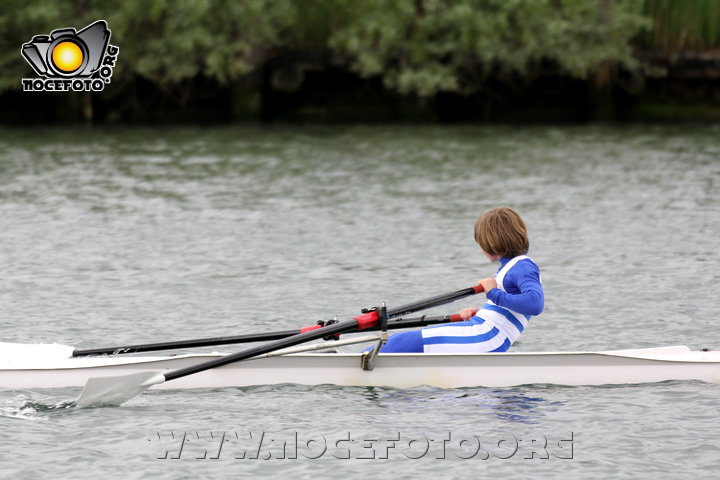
0 125 718 478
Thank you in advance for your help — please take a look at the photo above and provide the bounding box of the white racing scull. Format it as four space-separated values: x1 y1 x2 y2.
2 342 719 390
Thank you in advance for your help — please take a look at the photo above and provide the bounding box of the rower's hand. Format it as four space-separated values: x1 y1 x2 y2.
478 277 497 293
458 308 478 320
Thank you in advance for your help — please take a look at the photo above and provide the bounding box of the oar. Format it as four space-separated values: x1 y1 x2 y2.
75 284 483 407
72 310 478 356
72 329 303 356
2 312 475 361
255 311 478 357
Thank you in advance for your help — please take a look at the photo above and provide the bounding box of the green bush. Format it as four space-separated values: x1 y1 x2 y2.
2 0 715 99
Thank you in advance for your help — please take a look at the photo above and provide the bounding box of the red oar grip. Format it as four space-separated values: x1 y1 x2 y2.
299 324 323 333
472 283 485 294
353 311 379 330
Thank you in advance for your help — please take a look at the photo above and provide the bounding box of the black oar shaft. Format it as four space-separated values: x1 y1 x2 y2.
74 315 462 357
386 285 481 318
163 319 357 381
163 314 461 382
381 314 459 330
72 330 299 356
74 285 482 357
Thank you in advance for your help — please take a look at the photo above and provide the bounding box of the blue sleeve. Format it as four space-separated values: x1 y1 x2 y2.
485 260 544 316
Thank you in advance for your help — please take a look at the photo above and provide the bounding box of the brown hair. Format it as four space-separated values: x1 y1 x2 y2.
474 207 529 258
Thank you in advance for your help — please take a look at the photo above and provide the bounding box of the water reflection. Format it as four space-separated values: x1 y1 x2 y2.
361 385 560 425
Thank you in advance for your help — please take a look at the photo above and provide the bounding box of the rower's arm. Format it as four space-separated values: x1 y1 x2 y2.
486 261 544 316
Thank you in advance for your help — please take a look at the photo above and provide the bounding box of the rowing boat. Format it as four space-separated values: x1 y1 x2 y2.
2 343 719 390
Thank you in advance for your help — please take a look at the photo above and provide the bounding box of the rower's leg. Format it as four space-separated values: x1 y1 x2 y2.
377 330 424 353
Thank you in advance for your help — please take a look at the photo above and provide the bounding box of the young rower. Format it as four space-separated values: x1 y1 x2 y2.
380 206 544 353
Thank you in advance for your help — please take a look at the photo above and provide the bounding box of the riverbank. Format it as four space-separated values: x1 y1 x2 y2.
4 48 718 125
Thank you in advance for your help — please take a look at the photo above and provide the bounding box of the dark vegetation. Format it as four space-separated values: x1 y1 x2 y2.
1 0 718 123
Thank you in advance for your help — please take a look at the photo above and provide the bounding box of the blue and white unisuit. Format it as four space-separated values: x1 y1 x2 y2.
379 255 543 353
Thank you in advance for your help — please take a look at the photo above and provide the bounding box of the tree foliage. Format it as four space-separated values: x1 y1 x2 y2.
0 0 710 101
1 0 297 92
329 0 650 96
106 0 297 85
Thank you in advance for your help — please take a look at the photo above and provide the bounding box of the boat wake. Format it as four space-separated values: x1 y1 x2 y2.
0 392 75 420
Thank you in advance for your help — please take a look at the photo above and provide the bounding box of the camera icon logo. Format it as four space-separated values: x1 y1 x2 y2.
21 20 119 92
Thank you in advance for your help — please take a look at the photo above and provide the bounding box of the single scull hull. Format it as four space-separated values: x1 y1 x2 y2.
1 345 719 390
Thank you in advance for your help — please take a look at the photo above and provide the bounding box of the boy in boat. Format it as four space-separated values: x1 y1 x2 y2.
380 206 544 353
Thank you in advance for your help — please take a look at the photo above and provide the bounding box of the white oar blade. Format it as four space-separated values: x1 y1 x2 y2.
76 372 165 408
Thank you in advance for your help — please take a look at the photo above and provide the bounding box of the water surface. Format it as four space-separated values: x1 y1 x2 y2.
0 124 718 478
